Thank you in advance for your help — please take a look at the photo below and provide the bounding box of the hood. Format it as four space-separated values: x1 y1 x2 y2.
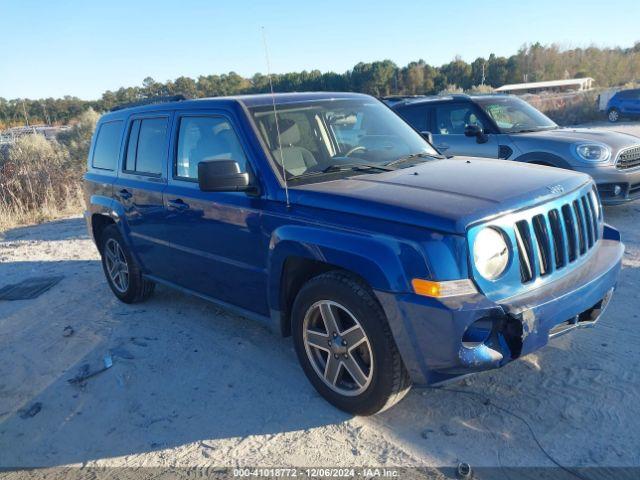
290 158 591 234
511 127 640 153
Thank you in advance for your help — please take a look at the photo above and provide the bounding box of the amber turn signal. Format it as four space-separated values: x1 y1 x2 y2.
411 278 478 298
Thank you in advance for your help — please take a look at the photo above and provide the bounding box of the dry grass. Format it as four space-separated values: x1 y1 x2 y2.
0 183 84 232
0 110 97 233
0 136 84 232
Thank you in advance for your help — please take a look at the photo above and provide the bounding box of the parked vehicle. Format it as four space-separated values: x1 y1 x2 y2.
606 89 640 123
84 92 623 415
390 94 640 204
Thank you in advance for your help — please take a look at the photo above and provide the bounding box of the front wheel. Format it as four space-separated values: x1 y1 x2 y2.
292 272 411 415
608 108 620 123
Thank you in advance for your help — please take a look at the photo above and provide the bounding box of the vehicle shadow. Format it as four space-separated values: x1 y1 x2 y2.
0 259 354 467
0 216 88 242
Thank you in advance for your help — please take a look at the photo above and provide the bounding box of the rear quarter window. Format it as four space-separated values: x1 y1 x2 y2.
397 106 428 132
91 121 123 170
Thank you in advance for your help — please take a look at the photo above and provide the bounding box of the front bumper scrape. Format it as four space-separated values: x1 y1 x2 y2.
500 235 623 357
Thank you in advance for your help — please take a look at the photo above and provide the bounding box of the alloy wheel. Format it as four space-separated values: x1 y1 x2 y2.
302 300 374 396
104 238 130 293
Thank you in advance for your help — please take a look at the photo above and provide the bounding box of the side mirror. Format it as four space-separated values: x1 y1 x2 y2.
420 131 433 144
198 160 250 192
464 124 488 144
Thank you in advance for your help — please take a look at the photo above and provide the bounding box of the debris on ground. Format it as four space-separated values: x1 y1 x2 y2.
62 326 74 337
68 354 113 385
111 346 135 360
0 276 64 301
130 337 148 347
18 402 42 419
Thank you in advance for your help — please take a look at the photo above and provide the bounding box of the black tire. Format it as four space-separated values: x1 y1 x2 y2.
99 224 155 304
608 108 620 123
291 271 411 415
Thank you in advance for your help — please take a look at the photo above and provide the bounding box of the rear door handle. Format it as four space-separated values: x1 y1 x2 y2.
116 189 132 200
167 198 190 211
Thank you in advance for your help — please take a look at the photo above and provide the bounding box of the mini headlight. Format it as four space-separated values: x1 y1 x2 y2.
574 143 611 162
473 228 509 280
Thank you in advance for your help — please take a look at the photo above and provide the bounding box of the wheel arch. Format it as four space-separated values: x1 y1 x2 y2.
91 214 116 252
268 225 412 337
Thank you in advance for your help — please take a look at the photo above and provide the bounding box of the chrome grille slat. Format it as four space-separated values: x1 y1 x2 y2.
561 204 578 262
512 190 600 284
532 214 552 276
581 196 594 247
515 220 534 283
573 200 586 255
586 193 599 241
616 146 640 170
545 211 562 269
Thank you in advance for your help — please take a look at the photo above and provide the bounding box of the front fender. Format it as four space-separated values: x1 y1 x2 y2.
267 225 419 313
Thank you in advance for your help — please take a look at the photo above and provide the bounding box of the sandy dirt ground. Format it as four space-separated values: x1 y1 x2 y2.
1 122 639 476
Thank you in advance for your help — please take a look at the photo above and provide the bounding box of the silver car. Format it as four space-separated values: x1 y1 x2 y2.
391 94 640 204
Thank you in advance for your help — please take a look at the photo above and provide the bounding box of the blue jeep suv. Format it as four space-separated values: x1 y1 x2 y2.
607 88 640 123
84 92 623 415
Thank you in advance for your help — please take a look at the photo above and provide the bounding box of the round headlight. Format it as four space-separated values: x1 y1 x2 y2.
574 143 611 162
473 228 509 280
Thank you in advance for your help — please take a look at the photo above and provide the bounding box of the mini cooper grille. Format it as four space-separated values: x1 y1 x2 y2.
514 191 600 283
617 146 640 170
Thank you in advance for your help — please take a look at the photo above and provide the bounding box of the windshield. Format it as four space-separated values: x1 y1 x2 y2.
248 98 439 182
476 97 558 133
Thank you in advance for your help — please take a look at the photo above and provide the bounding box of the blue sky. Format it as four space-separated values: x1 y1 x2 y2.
1 0 638 100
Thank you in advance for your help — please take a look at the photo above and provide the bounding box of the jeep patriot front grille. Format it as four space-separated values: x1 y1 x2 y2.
514 190 600 283
616 146 640 170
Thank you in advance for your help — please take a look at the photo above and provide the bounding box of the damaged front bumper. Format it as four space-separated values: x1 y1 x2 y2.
376 226 624 386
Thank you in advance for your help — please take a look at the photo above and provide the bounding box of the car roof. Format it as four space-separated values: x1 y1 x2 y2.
392 93 514 108
100 91 372 122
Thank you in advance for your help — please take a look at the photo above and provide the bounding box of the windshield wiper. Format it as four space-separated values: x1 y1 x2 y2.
384 152 443 168
286 162 395 182
321 162 396 173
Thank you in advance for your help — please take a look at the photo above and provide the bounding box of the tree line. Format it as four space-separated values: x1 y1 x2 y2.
2 42 639 129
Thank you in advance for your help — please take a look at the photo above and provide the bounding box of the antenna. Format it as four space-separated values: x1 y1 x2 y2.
261 26 290 208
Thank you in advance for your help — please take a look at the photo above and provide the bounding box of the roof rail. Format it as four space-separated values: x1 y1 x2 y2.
110 95 187 112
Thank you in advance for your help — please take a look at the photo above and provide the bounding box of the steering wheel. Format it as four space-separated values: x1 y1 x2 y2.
344 146 366 157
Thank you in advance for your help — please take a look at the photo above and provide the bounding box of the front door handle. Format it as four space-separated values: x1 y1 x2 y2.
116 189 132 200
167 198 190 211
436 144 450 151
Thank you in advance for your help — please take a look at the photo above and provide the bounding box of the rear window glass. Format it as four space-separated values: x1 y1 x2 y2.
124 117 168 176
92 121 123 170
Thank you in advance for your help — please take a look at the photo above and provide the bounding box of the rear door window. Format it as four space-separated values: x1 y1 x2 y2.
91 121 123 170
124 117 169 176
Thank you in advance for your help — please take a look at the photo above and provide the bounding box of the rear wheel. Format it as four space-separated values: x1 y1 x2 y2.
99 224 155 303
608 108 620 123
292 272 411 415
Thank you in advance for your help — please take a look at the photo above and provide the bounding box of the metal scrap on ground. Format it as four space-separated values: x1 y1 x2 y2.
0 276 64 301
